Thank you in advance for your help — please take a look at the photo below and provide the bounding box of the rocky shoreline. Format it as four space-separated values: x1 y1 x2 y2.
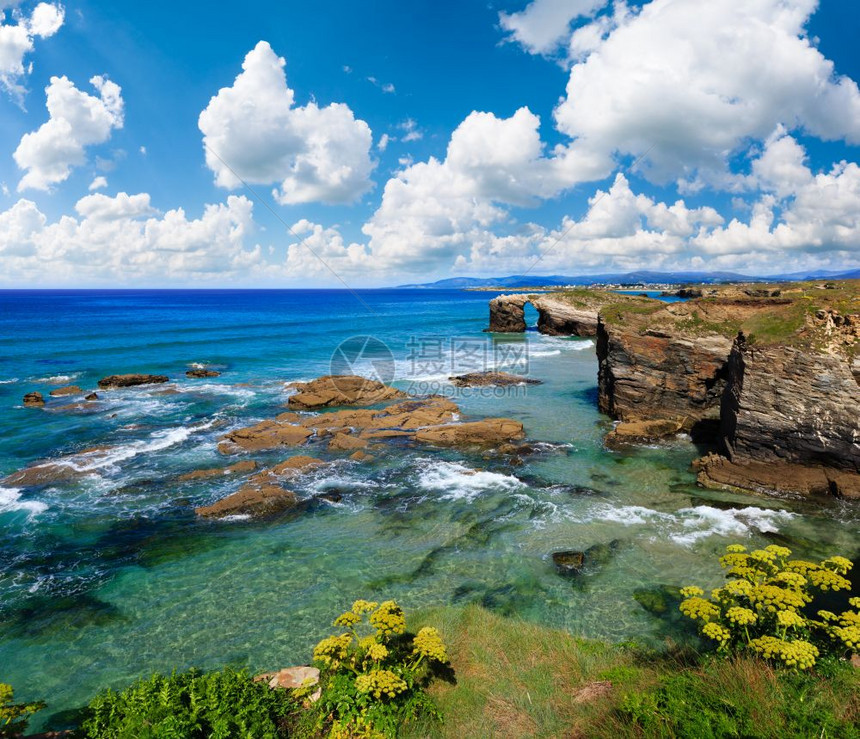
488 282 860 500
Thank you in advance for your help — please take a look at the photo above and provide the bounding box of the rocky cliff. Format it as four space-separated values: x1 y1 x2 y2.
595 281 860 498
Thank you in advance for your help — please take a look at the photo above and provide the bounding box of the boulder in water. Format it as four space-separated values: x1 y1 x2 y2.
97 374 169 389
23 391 45 407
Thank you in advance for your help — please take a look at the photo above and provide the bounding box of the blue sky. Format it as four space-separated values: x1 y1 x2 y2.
1 0 859 286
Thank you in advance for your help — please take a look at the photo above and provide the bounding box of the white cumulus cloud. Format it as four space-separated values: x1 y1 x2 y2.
553 0 860 189
199 40 375 205
14 74 124 191
499 0 607 56
0 2 63 101
0 192 264 284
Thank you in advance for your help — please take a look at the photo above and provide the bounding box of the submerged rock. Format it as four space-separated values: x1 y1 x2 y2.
22 391 45 407
186 368 221 378
287 375 407 410
551 551 584 575
449 371 541 387
97 374 169 389
49 385 83 397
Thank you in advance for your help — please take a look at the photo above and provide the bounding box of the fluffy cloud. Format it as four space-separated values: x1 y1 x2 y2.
693 133 860 259
0 2 63 100
199 40 374 205
0 192 264 284
553 0 860 189
361 106 605 270
499 0 606 56
14 74 124 191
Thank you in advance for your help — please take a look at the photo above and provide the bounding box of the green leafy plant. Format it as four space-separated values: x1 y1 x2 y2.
79 667 296 738
0 683 45 738
309 599 450 738
679 544 857 669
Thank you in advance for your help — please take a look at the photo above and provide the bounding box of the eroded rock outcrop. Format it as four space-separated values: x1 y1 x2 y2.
596 281 860 498
597 317 732 440
287 375 407 410
186 368 221 378
488 290 653 336
414 418 524 446
195 456 324 518
22 391 45 407
98 374 169 389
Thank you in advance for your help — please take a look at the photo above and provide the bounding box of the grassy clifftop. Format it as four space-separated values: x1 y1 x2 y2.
404 605 860 739
595 280 860 356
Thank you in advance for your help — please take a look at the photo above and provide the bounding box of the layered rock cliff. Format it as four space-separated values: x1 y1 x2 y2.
594 281 860 498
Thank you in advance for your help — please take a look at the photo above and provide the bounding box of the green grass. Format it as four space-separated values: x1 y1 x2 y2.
401 605 860 739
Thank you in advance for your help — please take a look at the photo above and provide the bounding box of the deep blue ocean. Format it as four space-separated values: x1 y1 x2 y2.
1 289 857 731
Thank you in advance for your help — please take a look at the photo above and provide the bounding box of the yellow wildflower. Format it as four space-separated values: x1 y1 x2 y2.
725 607 757 626
680 586 704 598
680 596 720 622
334 610 361 628
776 610 804 629
412 627 448 663
355 669 407 699
370 600 406 635
351 600 378 615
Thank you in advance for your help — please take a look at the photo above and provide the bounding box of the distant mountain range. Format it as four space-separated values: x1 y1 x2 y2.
396 269 860 289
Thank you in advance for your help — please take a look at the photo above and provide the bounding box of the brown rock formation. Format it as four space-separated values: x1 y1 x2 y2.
218 420 312 454
186 368 221 378
49 385 83 397
98 374 169 388
487 290 654 336
449 371 541 387
287 375 407 410
597 317 732 440
414 418 524 446
487 294 529 332
604 418 686 448
22 391 45 407
178 460 258 481
195 456 324 518
195 481 299 518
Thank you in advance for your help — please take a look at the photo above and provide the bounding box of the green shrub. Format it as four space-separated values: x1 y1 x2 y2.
79 667 296 738
0 683 45 738
309 599 450 738
679 544 857 669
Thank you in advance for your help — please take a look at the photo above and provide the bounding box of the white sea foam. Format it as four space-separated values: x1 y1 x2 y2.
32 373 80 384
415 459 524 502
0 486 47 516
527 349 562 358
671 505 795 546
0 377 18 385
46 420 218 477
589 504 674 526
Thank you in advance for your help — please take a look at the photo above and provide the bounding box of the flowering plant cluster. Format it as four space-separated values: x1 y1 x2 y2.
308 599 450 738
679 544 857 670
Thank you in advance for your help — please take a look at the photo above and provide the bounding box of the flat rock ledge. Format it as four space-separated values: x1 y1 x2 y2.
186 368 221 378
49 385 83 397
287 375 407 410
604 418 686 448
195 456 324 518
695 453 860 500
449 371 541 387
97 373 169 389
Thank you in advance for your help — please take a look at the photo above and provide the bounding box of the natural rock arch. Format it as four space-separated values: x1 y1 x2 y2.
487 294 600 336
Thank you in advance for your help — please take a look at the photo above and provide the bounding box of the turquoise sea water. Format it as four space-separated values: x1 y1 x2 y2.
0 289 857 731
